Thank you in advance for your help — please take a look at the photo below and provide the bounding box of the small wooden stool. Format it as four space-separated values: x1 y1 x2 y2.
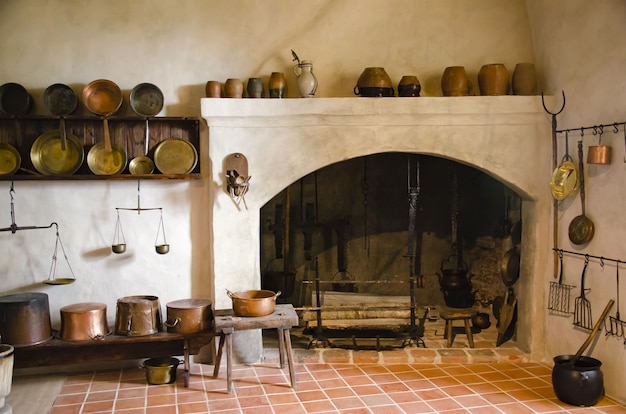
440 308 477 348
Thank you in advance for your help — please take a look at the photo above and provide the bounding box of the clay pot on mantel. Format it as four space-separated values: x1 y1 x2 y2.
441 66 472 96
478 63 509 96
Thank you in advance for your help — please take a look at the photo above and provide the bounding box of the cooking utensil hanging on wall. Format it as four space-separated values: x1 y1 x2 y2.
605 261 625 340
586 125 611 165
0 82 32 115
129 83 163 174
82 79 123 153
0 143 21 176
43 83 78 151
573 255 593 330
550 131 578 200
547 250 575 315
30 129 84 175
568 141 595 245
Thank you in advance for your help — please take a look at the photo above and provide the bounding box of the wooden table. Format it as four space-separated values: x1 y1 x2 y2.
13 331 216 387
213 304 299 394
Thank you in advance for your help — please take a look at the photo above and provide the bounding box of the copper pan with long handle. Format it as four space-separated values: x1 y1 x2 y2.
82 79 122 153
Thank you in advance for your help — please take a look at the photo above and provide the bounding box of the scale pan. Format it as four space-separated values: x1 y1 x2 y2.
43 278 75 285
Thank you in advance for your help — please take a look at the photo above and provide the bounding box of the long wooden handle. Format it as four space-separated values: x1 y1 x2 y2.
571 299 615 364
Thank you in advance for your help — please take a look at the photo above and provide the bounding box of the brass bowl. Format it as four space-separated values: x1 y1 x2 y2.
112 244 126 254
155 244 170 255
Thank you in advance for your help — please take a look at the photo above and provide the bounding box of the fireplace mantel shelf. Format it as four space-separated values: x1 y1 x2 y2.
201 96 550 128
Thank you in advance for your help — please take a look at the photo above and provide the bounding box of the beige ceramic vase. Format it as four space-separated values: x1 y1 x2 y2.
223 78 244 98
512 63 538 95
478 63 509 95
441 66 471 96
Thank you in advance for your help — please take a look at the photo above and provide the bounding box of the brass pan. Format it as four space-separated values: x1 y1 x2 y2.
0 143 21 175
30 130 84 175
154 138 198 174
87 142 127 175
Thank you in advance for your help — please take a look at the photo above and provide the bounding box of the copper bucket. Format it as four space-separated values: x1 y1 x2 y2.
0 292 52 347
165 299 213 334
59 302 110 341
115 296 162 336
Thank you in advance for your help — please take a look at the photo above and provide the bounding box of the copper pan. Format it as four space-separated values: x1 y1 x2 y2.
82 79 122 153
115 295 162 336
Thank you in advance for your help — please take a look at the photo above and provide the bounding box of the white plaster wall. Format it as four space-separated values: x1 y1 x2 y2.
0 0 534 322
526 0 626 404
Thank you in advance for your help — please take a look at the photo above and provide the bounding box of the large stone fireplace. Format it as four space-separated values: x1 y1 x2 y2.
202 97 552 362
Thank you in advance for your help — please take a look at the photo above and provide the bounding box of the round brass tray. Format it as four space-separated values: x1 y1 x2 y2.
0 143 21 175
154 138 198 174
30 130 84 175
87 142 127 175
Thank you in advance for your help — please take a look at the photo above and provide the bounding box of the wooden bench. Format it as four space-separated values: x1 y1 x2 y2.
13 331 216 387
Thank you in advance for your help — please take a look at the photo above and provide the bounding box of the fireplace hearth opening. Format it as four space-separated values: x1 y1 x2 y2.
260 152 521 348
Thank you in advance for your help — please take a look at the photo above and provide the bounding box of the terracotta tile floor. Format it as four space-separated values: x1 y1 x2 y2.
48 359 626 413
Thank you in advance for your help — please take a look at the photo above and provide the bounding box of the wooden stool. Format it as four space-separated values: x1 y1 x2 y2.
213 304 298 394
440 308 477 348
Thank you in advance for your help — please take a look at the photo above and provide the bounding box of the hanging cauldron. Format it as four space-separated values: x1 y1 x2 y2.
437 255 475 308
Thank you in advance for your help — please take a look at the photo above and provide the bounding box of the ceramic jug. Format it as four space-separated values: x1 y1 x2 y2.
294 60 317 98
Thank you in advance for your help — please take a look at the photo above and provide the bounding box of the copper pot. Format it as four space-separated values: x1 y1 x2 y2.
165 299 213 334
226 289 281 317
587 145 611 165
0 292 52 347
59 302 109 341
115 295 162 336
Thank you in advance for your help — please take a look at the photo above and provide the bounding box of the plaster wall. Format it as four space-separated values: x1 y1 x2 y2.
527 0 626 403
1 0 623 405
0 0 533 328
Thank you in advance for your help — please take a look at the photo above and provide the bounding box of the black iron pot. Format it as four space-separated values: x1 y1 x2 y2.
438 268 472 291
552 355 604 406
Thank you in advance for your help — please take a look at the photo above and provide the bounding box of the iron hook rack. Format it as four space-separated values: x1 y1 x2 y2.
552 248 624 266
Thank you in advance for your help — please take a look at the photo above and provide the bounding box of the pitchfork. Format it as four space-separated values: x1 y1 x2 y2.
573 255 593 330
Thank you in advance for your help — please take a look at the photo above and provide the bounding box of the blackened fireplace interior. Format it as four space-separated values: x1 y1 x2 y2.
260 152 521 349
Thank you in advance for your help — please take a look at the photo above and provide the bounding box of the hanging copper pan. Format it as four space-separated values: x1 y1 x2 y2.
82 79 122 153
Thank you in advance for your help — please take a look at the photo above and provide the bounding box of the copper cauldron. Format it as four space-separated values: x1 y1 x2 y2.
115 295 162 336
165 299 213 334
59 302 109 341
0 292 52 347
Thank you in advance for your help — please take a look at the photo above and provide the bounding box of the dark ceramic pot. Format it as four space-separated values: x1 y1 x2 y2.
552 355 604 407
354 86 394 97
